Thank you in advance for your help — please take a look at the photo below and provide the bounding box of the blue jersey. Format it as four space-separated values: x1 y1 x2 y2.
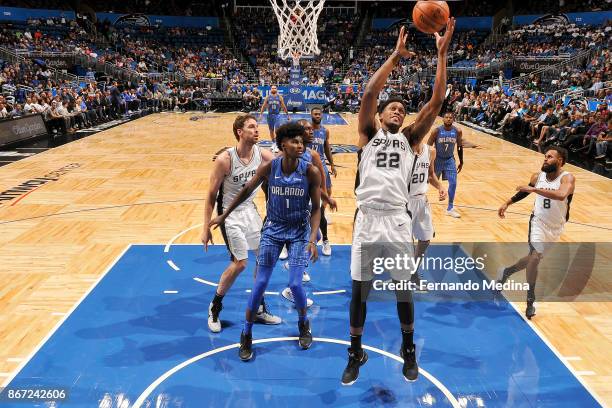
267 157 311 226
301 148 313 164
435 126 458 160
310 126 327 165
267 94 281 114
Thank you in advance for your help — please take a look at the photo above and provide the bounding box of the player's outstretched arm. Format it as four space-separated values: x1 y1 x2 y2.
499 172 538 218
358 25 414 147
201 151 230 251
306 165 322 263
519 173 575 201
404 18 455 145
209 162 271 229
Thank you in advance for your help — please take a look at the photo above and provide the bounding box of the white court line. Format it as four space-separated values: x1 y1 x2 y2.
131 337 462 408
164 223 203 253
563 356 583 361
507 302 606 406
163 290 178 294
312 289 346 295
193 277 218 287
1 245 131 388
576 371 597 376
166 260 180 271
245 290 279 295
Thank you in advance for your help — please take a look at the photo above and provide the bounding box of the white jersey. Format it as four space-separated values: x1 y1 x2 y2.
220 145 262 211
408 144 431 197
355 128 414 208
532 171 572 229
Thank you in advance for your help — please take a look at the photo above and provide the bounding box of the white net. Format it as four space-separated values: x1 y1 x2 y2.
269 0 325 65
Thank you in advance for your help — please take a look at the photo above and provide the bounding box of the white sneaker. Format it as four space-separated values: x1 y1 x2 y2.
207 302 222 333
322 240 332 256
302 270 311 282
254 302 282 325
279 245 288 260
281 287 314 308
446 208 461 218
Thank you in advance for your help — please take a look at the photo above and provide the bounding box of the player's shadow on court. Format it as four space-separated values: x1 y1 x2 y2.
75 295 216 340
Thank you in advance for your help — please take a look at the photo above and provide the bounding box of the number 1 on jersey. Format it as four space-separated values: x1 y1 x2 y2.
286 198 290 209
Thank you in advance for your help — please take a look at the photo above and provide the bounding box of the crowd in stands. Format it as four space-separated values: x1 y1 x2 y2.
1 17 250 86
515 0 612 14
507 22 611 57
231 8 355 86
1 2 611 164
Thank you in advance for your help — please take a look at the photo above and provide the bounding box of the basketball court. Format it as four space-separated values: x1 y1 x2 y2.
1 111 611 406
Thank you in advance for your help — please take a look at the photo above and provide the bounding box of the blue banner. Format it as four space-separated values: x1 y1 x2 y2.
284 65 306 110
372 16 492 30
513 11 612 26
0 7 218 27
0 6 75 21
258 85 326 106
96 12 218 28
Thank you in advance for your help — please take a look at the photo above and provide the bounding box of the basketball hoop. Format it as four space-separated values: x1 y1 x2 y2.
269 0 325 64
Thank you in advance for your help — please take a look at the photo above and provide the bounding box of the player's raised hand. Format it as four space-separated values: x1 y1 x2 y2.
434 17 456 55
307 241 319 263
395 25 416 58
201 227 214 252
498 202 508 219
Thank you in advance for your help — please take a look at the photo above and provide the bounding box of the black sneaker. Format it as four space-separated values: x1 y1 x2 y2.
400 344 418 382
239 331 253 361
298 320 312 349
526 298 536 320
341 348 368 386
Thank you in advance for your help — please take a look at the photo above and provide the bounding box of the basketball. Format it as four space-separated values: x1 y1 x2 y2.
412 1 450 34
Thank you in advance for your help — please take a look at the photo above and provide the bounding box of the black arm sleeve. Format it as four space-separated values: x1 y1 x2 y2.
457 145 464 163
510 182 536 203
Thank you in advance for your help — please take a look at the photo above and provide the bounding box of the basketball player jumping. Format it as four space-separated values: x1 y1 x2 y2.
428 112 463 218
310 107 337 256
497 146 575 319
342 19 455 386
259 85 290 150
210 121 321 360
201 114 281 333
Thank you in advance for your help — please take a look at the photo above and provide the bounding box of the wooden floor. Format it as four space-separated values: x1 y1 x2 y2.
1 111 611 403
